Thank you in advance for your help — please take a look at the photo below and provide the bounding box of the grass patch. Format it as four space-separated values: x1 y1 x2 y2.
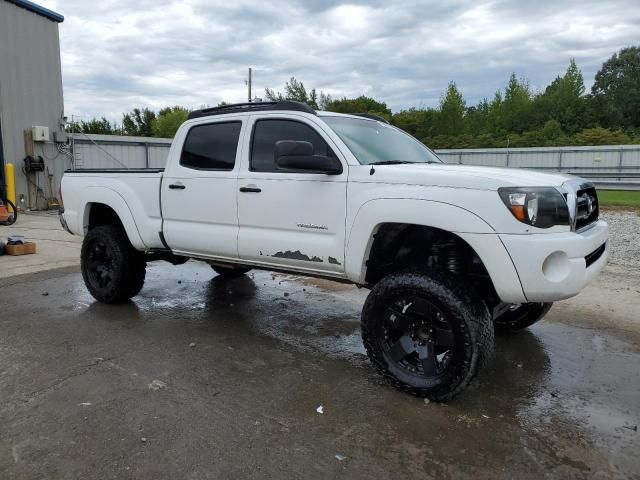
598 190 640 208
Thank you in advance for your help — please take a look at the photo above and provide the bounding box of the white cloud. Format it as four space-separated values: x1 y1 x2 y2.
38 0 640 122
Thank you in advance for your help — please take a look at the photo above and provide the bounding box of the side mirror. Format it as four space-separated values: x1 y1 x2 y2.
274 140 342 175
275 140 314 158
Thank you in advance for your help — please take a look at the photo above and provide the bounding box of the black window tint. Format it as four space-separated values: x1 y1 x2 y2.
180 122 241 170
251 119 335 172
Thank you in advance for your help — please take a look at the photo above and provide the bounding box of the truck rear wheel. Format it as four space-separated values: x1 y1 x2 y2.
81 225 146 304
494 303 552 334
361 272 494 401
211 265 251 278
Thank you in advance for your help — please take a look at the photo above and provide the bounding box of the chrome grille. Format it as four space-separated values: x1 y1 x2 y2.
575 186 599 231
560 180 599 232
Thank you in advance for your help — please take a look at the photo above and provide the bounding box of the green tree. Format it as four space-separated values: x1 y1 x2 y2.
122 108 156 137
541 119 564 142
66 117 116 135
592 46 640 128
571 127 631 146
394 108 441 142
532 59 587 133
498 73 532 133
265 77 332 109
438 81 465 135
324 95 392 120
486 90 504 135
152 106 191 138
464 99 491 135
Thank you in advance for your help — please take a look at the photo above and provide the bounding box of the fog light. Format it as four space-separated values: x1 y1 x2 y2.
542 251 570 282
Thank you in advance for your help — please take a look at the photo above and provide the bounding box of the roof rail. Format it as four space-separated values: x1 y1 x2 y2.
188 100 316 119
351 113 390 124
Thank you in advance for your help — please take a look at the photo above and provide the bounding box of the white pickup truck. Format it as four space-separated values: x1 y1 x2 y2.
60 101 608 400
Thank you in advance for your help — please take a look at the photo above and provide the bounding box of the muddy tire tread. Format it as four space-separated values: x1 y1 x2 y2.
361 271 494 401
81 225 146 304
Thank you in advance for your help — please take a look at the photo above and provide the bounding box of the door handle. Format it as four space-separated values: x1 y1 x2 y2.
169 183 186 190
239 186 261 193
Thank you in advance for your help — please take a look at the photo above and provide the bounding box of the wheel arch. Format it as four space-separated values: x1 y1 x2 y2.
81 187 146 250
345 198 526 303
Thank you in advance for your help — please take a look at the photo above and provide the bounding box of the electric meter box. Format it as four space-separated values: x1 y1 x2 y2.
32 126 50 142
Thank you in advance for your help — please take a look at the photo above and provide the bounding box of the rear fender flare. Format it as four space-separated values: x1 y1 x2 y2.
80 186 146 250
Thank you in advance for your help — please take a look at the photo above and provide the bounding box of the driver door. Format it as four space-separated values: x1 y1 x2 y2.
237 115 347 274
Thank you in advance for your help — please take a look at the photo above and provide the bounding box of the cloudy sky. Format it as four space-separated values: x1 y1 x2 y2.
38 0 640 123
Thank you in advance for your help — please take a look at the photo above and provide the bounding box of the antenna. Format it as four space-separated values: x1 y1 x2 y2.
248 67 252 103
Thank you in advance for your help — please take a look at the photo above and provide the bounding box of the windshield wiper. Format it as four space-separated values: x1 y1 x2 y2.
369 160 440 165
368 159 440 175
368 160 413 165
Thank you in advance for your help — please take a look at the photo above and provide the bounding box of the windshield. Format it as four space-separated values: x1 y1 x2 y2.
321 115 442 165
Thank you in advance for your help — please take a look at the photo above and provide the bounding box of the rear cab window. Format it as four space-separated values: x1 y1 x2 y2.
180 121 242 170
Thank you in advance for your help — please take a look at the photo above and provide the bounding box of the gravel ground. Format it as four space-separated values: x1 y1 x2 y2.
600 210 640 271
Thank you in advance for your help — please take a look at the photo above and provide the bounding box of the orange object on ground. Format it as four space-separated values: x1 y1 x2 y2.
0 203 9 222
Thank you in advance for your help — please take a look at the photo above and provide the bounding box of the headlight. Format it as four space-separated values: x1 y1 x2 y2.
498 187 570 228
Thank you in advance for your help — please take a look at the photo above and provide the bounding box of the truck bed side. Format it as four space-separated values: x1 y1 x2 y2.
61 170 165 250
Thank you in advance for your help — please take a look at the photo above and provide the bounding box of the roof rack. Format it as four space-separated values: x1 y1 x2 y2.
188 100 316 119
351 113 390 124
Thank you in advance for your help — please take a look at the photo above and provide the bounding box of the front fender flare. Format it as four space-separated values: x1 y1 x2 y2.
345 198 526 303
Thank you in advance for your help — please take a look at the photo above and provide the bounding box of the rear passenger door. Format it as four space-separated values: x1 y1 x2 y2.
162 118 245 259
236 115 347 273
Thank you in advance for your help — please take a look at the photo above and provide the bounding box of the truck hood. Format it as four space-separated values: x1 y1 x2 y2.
354 163 576 190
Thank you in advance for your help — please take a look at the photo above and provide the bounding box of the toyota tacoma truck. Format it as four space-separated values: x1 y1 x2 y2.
60 100 608 400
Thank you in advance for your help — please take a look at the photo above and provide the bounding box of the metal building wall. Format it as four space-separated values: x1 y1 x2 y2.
0 0 66 208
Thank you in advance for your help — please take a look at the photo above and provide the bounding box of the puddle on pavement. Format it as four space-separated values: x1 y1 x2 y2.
64 260 639 476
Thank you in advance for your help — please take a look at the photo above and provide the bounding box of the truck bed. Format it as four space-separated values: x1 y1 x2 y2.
60 169 165 250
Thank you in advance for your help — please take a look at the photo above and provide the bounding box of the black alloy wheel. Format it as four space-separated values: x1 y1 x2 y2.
80 225 146 303
382 297 455 378
85 238 114 290
361 272 493 400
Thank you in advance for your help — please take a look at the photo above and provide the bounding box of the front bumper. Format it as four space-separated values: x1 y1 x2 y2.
499 219 609 302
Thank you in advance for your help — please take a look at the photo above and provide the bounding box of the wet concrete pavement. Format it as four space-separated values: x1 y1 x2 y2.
1 262 639 479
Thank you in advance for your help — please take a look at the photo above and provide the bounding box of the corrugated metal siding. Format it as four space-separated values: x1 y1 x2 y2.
436 145 640 188
71 134 173 170
436 145 640 172
0 0 65 207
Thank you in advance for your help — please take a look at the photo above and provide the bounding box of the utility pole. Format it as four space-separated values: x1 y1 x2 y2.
248 67 252 103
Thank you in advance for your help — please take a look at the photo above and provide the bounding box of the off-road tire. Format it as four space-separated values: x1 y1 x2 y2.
361 271 494 401
494 302 552 334
211 265 251 278
81 225 146 304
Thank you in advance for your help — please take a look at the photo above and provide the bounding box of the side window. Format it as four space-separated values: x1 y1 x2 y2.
180 121 242 170
251 119 336 172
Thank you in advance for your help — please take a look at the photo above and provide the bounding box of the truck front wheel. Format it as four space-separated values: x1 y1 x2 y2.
493 303 552 334
361 272 494 401
81 225 146 304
